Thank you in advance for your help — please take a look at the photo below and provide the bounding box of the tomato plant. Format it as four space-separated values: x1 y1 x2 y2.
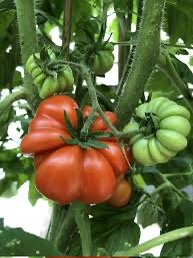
1 0 193 257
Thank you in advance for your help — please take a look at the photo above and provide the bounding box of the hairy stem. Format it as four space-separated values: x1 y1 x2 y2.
62 0 72 58
82 67 121 136
114 226 193 256
0 89 26 113
115 0 165 129
15 0 39 111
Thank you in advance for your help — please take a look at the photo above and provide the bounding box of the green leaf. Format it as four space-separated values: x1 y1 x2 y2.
75 108 84 132
137 200 160 228
161 199 193 257
63 110 77 138
164 2 193 45
105 221 140 255
87 139 109 149
172 56 193 85
0 219 62 255
146 69 178 99
28 175 41 206
0 0 15 13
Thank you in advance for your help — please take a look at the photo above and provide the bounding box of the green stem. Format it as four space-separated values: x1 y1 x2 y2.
157 52 193 115
115 0 165 129
49 204 77 254
73 201 92 256
15 0 39 111
62 0 72 58
81 109 95 136
82 67 121 137
0 89 26 113
157 172 186 199
114 226 193 256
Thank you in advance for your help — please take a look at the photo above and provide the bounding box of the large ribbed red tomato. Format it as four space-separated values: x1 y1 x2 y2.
20 95 131 204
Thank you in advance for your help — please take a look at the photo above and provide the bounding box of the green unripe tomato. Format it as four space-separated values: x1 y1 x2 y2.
102 42 114 52
90 43 115 75
38 66 74 99
124 97 191 166
26 53 74 99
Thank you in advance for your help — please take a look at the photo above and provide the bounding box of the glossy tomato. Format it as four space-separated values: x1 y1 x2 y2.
21 95 131 204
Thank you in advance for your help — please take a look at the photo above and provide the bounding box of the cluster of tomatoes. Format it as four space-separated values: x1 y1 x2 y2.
22 46 191 208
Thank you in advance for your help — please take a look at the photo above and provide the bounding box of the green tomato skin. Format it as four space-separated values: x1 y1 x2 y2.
63 67 74 91
148 137 169 163
159 116 191 137
156 100 177 116
132 138 155 166
102 42 114 52
34 73 46 86
147 97 169 114
123 121 139 137
156 129 187 152
155 140 176 158
125 97 191 166
31 67 42 78
129 133 143 146
158 104 190 120
39 77 59 99
91 51 114 75
26 53 40 73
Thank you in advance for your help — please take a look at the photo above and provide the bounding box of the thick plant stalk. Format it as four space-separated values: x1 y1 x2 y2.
114 226 193 256
0 89 25 114
63 0 72 58
15 0 39 110
115 0 165 129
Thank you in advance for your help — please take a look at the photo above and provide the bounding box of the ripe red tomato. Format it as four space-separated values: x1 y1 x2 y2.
107 178 132 207
20 95 132 204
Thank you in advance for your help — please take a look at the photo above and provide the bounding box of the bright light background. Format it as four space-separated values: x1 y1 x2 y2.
0 11 193 256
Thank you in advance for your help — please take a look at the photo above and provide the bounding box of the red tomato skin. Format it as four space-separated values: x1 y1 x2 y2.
99 141 130 177
35 145 82 204
91 112 117 131
34 149 54 168
29 114 64 132
107 178 132 207
20 129 70 154
82 106 117 131
80 148 116 204
36 95 78 129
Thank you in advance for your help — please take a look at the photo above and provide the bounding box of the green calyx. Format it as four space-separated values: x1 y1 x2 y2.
63 109 112 150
